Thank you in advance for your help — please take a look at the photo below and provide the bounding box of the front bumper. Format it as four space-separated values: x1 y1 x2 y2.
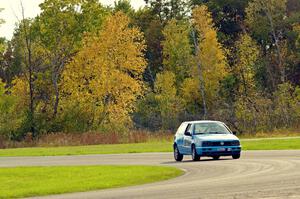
196 146 241 156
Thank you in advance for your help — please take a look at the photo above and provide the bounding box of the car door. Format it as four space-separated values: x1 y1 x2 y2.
183 124 193 154
175 123 187 153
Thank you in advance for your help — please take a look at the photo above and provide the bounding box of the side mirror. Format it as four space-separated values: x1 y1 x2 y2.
184 131 192 136
232 131 237 135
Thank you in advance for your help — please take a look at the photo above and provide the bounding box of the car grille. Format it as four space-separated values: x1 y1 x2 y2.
202 140 240 147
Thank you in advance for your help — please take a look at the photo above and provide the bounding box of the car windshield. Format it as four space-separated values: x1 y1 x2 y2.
193 122 231 135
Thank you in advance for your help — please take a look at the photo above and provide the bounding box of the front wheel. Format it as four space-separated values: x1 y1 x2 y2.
174 145 183 161
192 145 200 161
232 153 240 159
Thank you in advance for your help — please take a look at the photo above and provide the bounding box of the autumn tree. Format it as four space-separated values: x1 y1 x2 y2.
37 0 109 118
154 71 182 130
0 81 23 137
234 34 262 132
189 5 228 118
273 83 300 128
62 12 146 131
246 0 287 85
17 7 40 137
162 19 192 87
139 0 191 88
234 34 259 97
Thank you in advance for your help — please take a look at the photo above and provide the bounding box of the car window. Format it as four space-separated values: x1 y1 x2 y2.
185 124 193 134
176 123 187 135
194 122 230 134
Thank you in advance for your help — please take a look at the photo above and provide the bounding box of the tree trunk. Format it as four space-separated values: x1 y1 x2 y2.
28 49 35 137
192 29 207 119
264 5 285 83
51 55 70 118
52 72 59 118
22 4 35 138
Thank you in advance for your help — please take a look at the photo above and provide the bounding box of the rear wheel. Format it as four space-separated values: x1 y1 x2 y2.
232 153 240 159
192 145 200 161
212 156 220 160
174 145 183 161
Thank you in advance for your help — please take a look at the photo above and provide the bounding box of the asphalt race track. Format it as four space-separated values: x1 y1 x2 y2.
2 150 300 199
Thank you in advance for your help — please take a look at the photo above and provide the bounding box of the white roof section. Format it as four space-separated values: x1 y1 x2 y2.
182 120 224 124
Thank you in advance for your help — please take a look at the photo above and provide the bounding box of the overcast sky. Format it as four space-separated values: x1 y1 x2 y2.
0 0 145 40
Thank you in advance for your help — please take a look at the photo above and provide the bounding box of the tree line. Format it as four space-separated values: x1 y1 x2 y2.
0 0 300 140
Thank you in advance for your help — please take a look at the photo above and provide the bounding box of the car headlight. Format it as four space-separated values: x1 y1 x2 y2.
232 140 240 146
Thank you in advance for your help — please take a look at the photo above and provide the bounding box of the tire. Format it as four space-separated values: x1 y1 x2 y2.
232 153 240 159
192 145 200 161
212 156 220 160
174 145 183 161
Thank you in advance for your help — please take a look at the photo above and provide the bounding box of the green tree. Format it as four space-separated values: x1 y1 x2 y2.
0 41 17 84
114 0 135 16
145 0 190 22
162 19 192 87
246 0 287 84
192 0 250 47
133 8 164 86
154 71 182 130
273 82 300 128
0 81 25 138
295 24 300 49
234 34 262 132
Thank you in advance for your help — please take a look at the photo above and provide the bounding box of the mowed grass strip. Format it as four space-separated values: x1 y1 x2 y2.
0 165 183 199
241 138 300 150
0 138 299 157
0 141 171 157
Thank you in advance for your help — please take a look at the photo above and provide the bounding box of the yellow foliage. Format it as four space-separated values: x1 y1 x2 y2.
162 19 192 85
154 71 182 130
62 12 146 129
180 78 201 106
235 34 259 96
11 77 29 109
246 0 287 27
0 79 26 135
189 5 228 108
155 71 177 101
235 94 273 132
192 5 214 40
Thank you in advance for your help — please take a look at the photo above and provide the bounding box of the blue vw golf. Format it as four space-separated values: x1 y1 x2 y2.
173 120 241 161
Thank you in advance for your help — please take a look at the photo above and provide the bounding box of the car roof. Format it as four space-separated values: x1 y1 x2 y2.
182 120 224 124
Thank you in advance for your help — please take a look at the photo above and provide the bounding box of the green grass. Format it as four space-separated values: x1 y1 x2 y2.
241 138 300 150
0 165 183 199
0 138 299 157
0 141 171 157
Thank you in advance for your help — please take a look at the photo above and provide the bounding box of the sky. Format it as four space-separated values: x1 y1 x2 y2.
0 0 146 40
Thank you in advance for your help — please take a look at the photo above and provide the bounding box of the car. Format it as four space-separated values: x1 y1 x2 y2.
173 120 241 161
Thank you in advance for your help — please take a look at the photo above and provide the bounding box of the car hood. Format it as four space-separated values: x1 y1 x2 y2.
194 134 239 141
